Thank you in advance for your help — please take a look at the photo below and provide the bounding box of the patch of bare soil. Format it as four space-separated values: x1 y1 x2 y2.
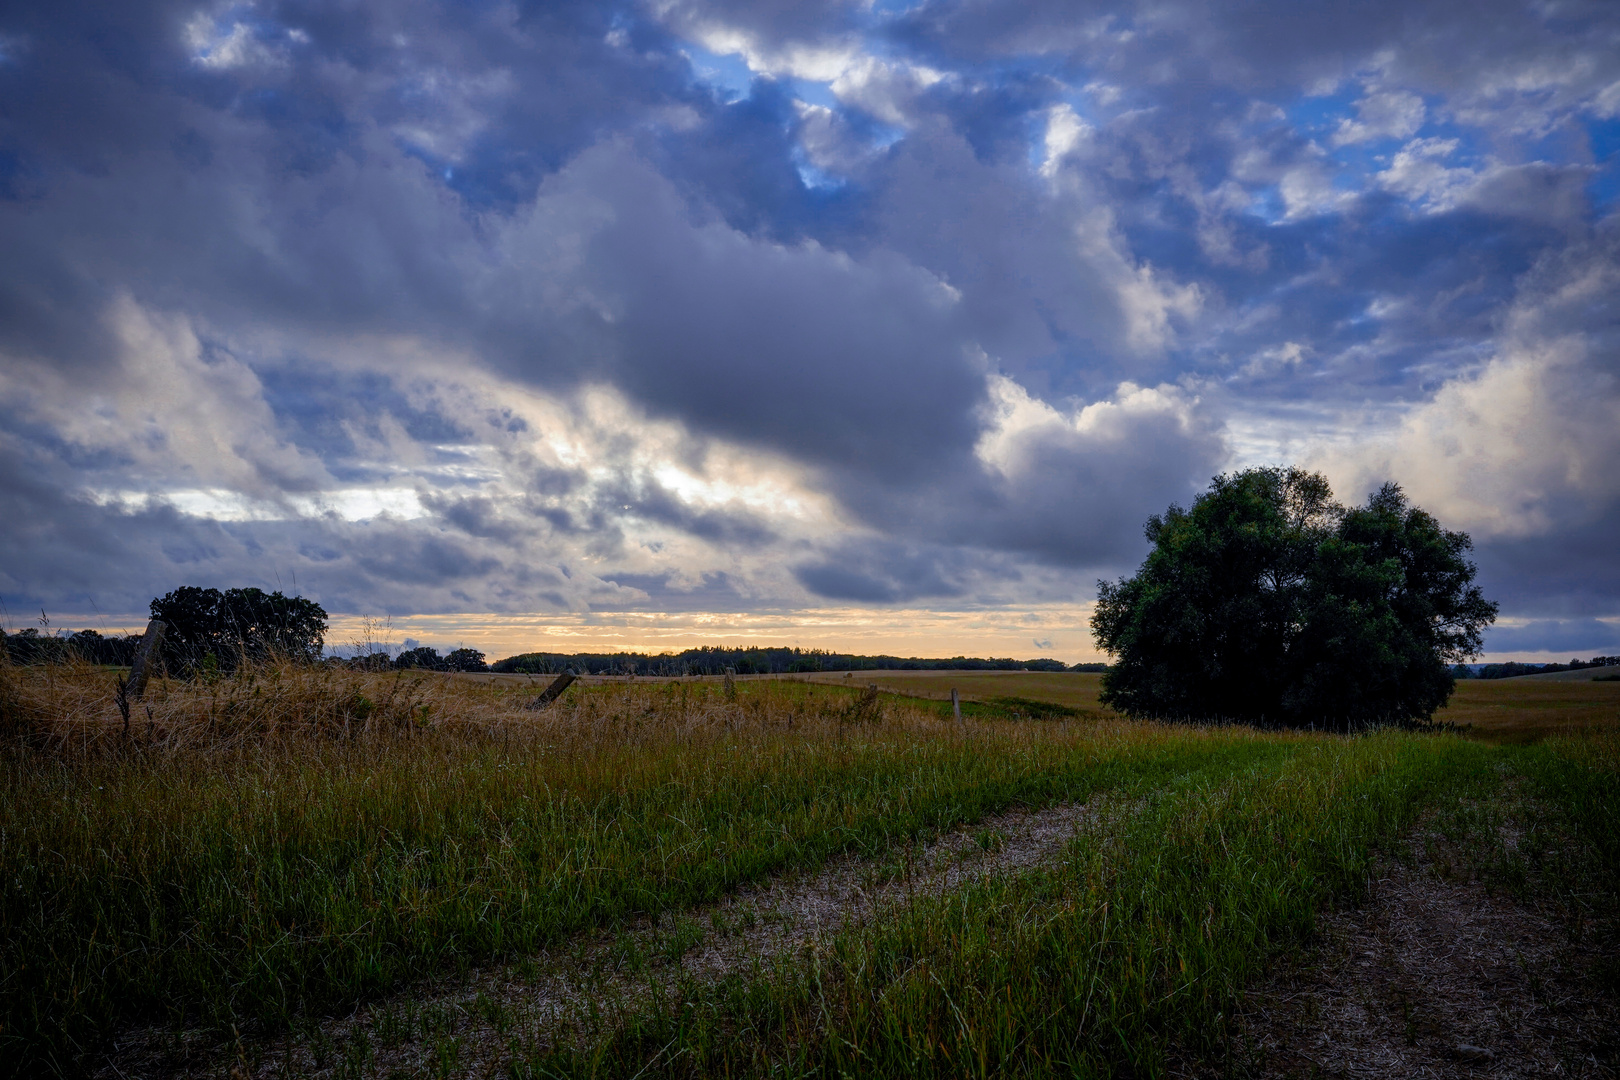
1184 844 1619 1079
101 798 1102 1079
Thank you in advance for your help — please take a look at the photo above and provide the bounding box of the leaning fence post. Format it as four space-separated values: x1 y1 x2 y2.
127 620 167 700
525 670 576 710
951 687 961 722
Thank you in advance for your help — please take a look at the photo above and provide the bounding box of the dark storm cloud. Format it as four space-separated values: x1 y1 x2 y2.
889 0 1620 99
486 143 987 481
794 544 964 604
1475 510 1620 622
1 0 1617 654
1484 619 1620 658
0 0 700 370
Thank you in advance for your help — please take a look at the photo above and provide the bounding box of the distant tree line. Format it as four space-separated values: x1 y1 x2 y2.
1453 656 1620 680
354 646 489 672
490 646 1089 676
4 589 1097 680
0 624 1093 678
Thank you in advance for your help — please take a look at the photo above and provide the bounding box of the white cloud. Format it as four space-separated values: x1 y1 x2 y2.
94 486 428 522
1376 137 1479 210
1117 263 1202 352
1311 233 1620 540
185 9 296 70
975 374 1206 479
1040 104 1091 179
1238 340 1308 379
388 68 516 164
1277 157 1355 220
1317 338 1620 537
0 295 331 499
1332 89 1426 146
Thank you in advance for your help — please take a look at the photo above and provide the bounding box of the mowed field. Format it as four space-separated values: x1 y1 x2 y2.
794 669 1110 711
1437 676 1620 741
795 668 1620 743
1 660 1617 1078
483 668 1620 742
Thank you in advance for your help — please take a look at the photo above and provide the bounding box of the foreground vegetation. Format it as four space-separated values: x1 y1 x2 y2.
0 661 1615 1077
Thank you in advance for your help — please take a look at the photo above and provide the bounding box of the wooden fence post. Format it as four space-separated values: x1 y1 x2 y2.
127 620 167 700
525 671 576 710
951 687 961 722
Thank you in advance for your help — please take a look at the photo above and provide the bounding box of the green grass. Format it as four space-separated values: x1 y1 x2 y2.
522 733 1508 1078
0 674 1282 1076
3 667 1617 1078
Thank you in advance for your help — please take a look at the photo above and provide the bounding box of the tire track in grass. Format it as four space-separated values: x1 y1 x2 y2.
101 797 1113 1079
1179 829 1620 1079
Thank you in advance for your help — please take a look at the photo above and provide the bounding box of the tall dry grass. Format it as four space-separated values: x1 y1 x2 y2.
2 655 530 753
0 656 911 755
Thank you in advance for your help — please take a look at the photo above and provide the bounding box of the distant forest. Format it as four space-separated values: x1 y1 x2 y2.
490 646 1094 676
1455 656 1619 679
6 627 1615 682
0 629 1094 676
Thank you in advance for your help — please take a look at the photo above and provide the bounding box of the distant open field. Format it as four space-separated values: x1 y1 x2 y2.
794 668 1111 710
460 668 1114 714
1436 676 1620 742
473 666 1620 741
781 669 1620 743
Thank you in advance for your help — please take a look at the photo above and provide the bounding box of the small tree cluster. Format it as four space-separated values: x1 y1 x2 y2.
149 586 328 672
1 628 143 666
393 647 488 672
1092 467 1497 729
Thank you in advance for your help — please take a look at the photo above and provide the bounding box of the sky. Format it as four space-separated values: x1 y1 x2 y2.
1 0 1617 663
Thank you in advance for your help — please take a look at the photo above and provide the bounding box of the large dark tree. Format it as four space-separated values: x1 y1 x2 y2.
149 586 328 671
1091 467 1497 729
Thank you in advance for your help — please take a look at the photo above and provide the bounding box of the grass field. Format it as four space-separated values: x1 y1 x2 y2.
1 659 1616 1078
799 669 1620 743
1435 676 1620 742
796 669 1112 713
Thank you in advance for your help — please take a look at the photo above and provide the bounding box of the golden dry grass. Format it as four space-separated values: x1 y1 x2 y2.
1 656 550 753
1434 677 1620 743
3 657 904 755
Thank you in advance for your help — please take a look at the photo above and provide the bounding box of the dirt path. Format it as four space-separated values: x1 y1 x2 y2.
105 804 1620 1079
103 798 1103 1078
1181 842 1619 1079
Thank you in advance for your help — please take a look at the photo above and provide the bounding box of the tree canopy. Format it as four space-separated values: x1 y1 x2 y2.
149 586 328 671
391 646 489 672
1090 467 1497 729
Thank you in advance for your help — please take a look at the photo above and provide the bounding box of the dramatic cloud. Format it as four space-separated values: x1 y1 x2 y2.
2 0 1617 658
